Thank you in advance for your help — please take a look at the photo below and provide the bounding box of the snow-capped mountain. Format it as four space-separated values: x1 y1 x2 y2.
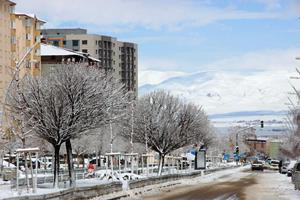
139 70 298 116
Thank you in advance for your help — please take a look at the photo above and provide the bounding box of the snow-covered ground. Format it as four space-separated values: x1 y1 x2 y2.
245 170 300 200
0 163 239 199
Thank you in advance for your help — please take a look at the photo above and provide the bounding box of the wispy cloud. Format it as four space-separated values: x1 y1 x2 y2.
14 0 284 32
140 48 300 85
206 48 300 71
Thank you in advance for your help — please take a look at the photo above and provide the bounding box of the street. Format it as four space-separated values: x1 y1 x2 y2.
139 169 300 200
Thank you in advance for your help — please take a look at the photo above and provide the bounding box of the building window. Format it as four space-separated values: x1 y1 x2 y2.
72 40 79 46
82 40 88 45
52 40 59 47
11 36 16 44
95 50 97 54
11 21 16 29
82 49 88 53
63 40 66 45
25 18 32 27
26 33 32 40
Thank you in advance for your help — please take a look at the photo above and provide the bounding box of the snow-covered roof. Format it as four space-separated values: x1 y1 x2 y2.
41 44 101 63
41 43 82 57
14 12 46 23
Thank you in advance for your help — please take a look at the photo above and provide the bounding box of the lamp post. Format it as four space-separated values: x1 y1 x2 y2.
131 101 134 153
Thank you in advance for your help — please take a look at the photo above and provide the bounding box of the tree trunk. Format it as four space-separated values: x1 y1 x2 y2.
96 151 99 168
76 153 80 168
98 150 101 167
29 153 34 187
0 151 4 176
66 139 74 187
158 153 165 176
24 153 29 192
53 145 61 188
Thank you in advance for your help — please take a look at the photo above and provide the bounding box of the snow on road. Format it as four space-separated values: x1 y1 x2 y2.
245 170 300 200
109 167 300 200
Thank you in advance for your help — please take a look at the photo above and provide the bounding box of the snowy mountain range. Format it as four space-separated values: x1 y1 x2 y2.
139 70 299 117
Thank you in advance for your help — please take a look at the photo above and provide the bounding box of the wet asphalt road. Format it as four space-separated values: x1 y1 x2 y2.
144 175 255 200
142 169 294 200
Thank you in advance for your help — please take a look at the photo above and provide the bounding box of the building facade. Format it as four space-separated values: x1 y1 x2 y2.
41 28 87 47
14 13 45 77
41 29 138 94
0 0 15 102
0 0 45 104
245 138 268 155
0 1 45 134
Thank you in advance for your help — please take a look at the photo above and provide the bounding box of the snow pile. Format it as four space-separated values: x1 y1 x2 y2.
1 161 16 168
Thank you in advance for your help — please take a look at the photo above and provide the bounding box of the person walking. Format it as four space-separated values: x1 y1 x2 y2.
279 160 283 173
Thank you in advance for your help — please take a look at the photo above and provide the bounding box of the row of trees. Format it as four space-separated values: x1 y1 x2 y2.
3 64 213 187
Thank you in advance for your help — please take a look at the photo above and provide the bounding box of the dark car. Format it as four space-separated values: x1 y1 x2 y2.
251 160 264 171
292 161 300 190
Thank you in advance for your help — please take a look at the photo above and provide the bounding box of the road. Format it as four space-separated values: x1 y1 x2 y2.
140 169 300 200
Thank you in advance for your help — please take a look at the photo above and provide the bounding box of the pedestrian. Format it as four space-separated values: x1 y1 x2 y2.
279 160 282 173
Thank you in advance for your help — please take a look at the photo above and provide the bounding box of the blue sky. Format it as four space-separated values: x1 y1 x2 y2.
14 0 300 85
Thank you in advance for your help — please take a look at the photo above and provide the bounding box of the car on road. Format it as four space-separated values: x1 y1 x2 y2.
269 160 280 170
291 160 300 190
251 160 264 171
287 160 297 177
281 161 290 174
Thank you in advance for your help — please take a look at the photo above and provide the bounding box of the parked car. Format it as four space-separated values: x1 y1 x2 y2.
251 160 264 171
287 160 297 177
281 161 290 174
269 160 280 170
291 161 300 190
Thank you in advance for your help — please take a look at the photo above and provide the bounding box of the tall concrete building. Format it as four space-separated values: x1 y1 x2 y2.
0 0 45 103
0 0 16 102
14 13 45 77
41 29 138 94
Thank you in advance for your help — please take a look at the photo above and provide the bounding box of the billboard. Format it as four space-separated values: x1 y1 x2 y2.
195 150 206 170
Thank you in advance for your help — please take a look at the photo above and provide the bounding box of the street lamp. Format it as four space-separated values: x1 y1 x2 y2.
131 101 134 153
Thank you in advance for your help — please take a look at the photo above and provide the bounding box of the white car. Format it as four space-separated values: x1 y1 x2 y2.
281 161 290 174
287 160 297 177
269 160 280 170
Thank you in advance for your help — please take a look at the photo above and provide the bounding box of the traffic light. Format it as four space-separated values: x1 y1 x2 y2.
260 120 264 128
235 146 239 155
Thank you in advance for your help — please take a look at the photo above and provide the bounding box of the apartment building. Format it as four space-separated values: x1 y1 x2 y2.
0 0 15 103
0 0 45 103
14 13 45 77
41 28 87 47
41 29 138 94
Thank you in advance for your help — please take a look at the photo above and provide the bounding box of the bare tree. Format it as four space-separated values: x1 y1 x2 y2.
280 108 300 159
6 64 129 187
122 91 212 175
280 68 300 159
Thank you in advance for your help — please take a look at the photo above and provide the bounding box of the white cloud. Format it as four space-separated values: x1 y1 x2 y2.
139 48 300 92
207 48 300 72
253 0 282 10
13 0 282 32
